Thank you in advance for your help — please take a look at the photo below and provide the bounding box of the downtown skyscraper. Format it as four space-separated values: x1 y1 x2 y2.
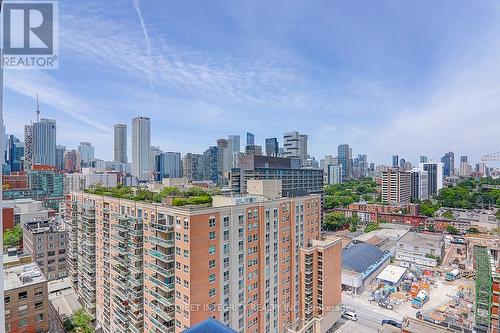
441 151 455 177
114 123 128 163
337 144 351 181
132 117 151 181
24 118 57 168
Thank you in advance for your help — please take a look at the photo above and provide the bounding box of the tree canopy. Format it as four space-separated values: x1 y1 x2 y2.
3 225 23 250
324 179 379 209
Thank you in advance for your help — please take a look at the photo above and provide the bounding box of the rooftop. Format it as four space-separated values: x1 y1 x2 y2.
5 263 46 291
376 264 408 284
398 231 443 247
24 218 66 233
48 278 81 319
342 242 387 273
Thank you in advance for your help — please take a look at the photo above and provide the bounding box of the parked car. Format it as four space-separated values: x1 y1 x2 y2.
342 310 358 321
381 319 402 328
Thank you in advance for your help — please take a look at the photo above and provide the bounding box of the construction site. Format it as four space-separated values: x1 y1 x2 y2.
342 231 500 333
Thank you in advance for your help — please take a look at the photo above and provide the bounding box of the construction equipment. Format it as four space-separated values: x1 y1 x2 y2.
412 289 429 309
445 269 460 282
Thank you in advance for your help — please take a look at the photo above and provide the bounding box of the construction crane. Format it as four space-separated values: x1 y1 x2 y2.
481 151 500 161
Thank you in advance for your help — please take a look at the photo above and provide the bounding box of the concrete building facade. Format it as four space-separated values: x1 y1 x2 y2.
132 117 151 182
381 169 411 205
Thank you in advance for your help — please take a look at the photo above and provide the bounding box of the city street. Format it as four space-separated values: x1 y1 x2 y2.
335 294 404 332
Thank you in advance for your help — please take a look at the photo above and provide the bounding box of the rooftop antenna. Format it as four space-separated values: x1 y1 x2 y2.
36 95 40 121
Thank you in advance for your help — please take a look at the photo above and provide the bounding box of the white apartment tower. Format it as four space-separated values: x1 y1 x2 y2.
132 117 151 181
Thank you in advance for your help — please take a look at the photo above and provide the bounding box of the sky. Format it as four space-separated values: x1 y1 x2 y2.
4 0 500 166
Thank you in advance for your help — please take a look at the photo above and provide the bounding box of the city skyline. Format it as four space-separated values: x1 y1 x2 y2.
3 0 500 164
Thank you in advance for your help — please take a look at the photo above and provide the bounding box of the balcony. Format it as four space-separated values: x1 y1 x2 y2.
149 276 174 292
148 236 174 248
149 249 174 262
147 289 173 307
149 302 174 322
146 262 173 276
150 223 174 233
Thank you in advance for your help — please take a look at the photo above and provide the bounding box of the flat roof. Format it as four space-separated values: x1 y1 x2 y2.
377 264 407 284
5 263 46 290
398 231 443 246
48 278 81 319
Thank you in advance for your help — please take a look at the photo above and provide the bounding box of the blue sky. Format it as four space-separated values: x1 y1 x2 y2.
4 0 500 165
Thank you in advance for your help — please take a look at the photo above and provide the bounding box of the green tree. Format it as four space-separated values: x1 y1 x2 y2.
3 225 23 250
324 212 349 231
364 223 380 233
427 224 435 232
69 309 94 333
446 225 459 235
442 210 454 219
420 200 440 217
348 215 360 232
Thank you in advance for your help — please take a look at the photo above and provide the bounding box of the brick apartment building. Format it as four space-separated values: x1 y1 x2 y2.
65 181 342 333
4 263 49 333
23 218 68 281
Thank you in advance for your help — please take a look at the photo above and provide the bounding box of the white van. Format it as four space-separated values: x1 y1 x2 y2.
342 311 358 321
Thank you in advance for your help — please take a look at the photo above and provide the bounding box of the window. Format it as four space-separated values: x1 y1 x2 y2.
209 217 216 228
183 249 189 258
35 313 44 322
209 288 216 297
35 301 44 310
208 260 216 269
184 235 189 243
18 304 28 315
4 296 10 304
19 319 28 327
184 219 189 230
209 231 216 240
209 245 216 255
209 273 216 283
34 288 43 296
18 291 28 300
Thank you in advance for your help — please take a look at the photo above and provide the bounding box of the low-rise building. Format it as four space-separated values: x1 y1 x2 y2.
341 242 391 293
23 218 68 281
3 248 33 268
396 232 445 267
376 264 408 291
64 171 118 193
4 263 49 333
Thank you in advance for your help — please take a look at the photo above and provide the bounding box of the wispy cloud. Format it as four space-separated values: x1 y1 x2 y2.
131 0 156 93
5 71 112 133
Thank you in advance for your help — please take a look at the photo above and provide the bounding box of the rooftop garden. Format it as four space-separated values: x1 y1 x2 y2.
84 184 214 206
